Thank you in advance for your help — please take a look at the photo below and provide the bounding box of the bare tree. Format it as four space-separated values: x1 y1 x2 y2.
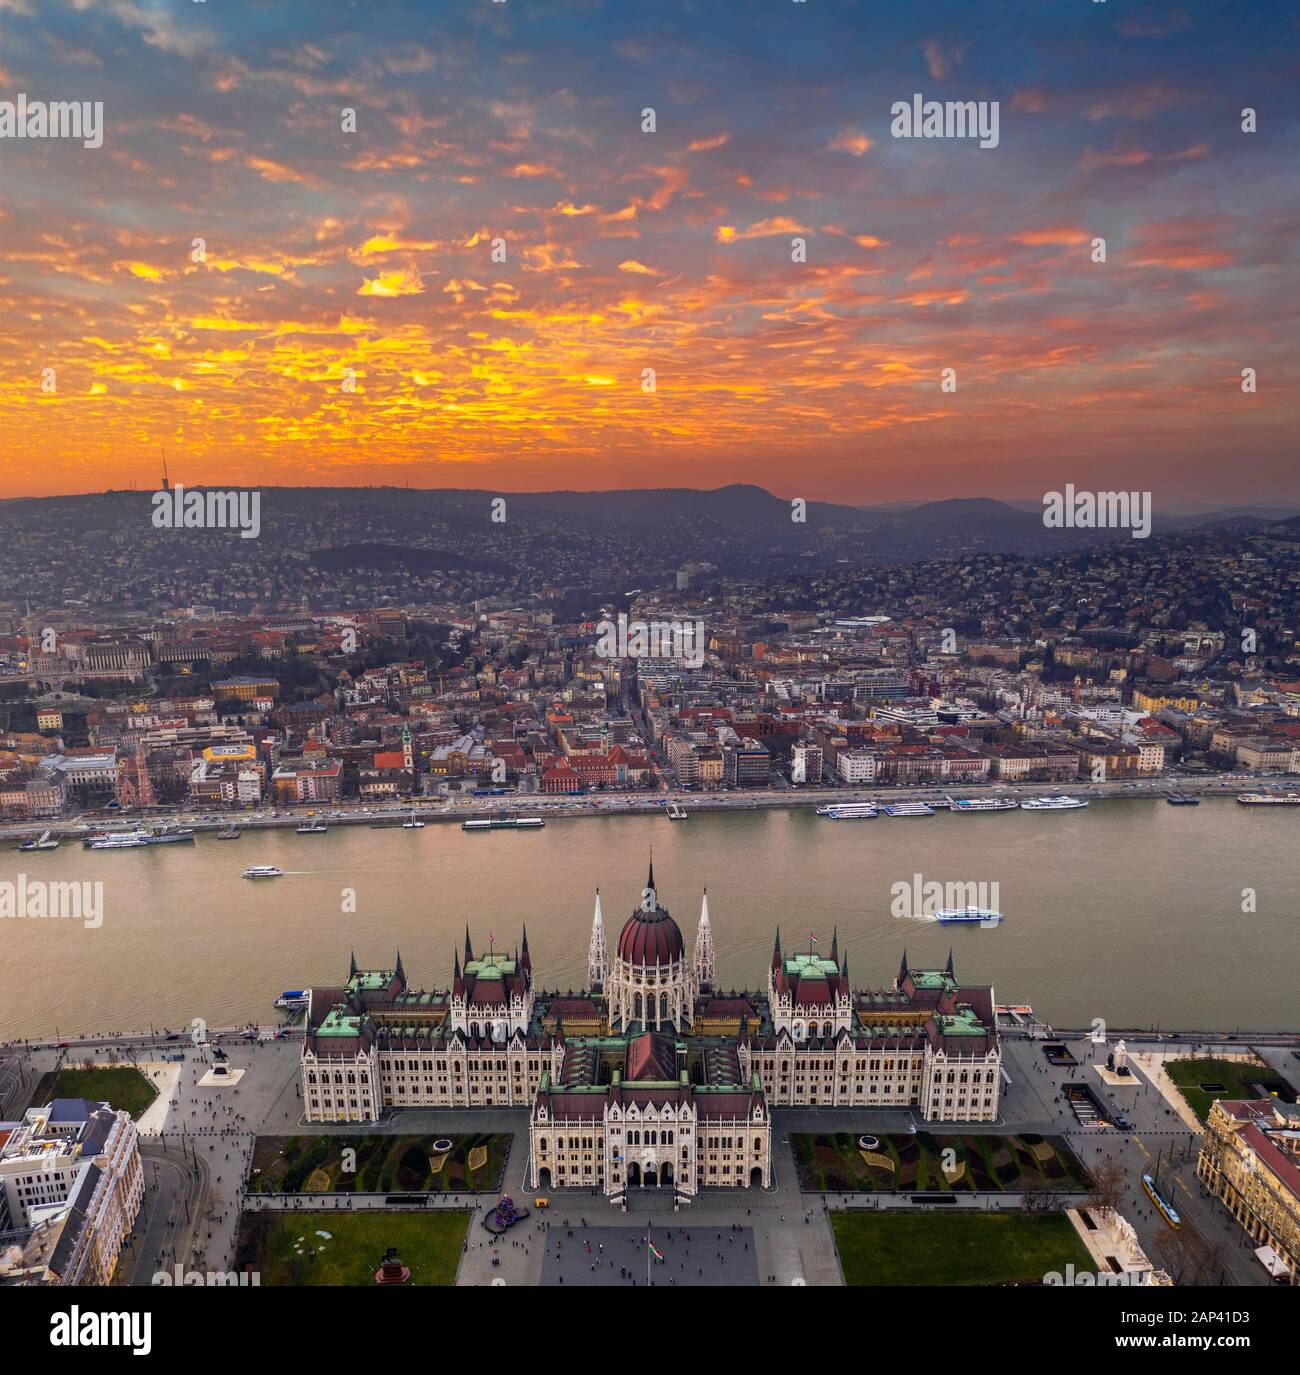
1022 1184 1066 1212
1155 1223 1212 1286
1087 1159 1128 1218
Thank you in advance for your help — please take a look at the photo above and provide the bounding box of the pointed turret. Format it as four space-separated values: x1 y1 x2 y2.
464 926 473 962
349 949 358 978
394 949 405 984
772 926 782 970
587 889 608 992
831 926 839 962
640 852 660 913
693 887 715 994
946 948 954 977
520 924 532 974
897 948 909 991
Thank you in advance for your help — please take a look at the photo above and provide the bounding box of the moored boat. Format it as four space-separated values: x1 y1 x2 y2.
883 802 934 818
84 830 152 849
146 826 195 844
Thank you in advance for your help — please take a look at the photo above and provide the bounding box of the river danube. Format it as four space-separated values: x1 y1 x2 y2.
2 799 1296 1039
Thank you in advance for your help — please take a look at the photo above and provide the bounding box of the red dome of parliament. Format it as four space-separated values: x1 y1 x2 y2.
618 908 685 966
616 862 685 966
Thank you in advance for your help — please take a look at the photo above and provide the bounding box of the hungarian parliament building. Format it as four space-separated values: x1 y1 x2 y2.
300 863 1002 1199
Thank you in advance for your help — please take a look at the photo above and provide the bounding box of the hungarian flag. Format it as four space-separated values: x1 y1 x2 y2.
649 1239 664 1261
809 933 819 943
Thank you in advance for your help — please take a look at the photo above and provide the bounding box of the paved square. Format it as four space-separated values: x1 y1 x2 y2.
540 1224 759 1286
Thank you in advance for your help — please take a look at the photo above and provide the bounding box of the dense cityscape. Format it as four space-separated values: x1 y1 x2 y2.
1 489 1298 820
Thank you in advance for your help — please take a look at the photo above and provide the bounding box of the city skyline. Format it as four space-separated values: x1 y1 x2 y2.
2 0 1298 502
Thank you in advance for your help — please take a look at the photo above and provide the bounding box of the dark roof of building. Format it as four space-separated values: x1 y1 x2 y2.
625 1031 678 1083
617 906 685 966
46 1099 92 1125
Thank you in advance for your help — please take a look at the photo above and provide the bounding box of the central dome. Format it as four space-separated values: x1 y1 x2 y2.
616 861 685 966
618 907 685 966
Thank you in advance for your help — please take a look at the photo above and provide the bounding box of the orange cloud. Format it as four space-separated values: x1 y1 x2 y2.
357 267 426 296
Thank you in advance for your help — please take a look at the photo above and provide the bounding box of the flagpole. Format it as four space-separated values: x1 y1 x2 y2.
646 1220 651 1287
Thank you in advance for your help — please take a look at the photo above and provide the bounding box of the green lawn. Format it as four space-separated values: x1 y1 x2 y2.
248 1133 511 1194
832 1211 1094 1286
235 1209 470 1286
1165 1058 1282 1123
794 1131 1091 1194
31 1065 158 1119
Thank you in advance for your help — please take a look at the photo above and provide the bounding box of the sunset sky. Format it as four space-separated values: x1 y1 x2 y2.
1 0 1297 503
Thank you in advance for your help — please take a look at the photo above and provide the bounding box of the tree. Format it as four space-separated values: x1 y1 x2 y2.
1021 1184 1066 1213
1154 1222 1213 1285
1087 1159 1128 1218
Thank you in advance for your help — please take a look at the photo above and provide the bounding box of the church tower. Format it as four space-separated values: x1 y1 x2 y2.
587 889 608 992
693 888 715 995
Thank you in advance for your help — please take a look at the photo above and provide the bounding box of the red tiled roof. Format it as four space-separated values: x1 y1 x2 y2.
1239 1122 1300 1202
626 1032 678 1083
617 908 685 966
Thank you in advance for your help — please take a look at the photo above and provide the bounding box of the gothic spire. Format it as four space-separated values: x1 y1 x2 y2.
693 887 715 994
587 889 608 992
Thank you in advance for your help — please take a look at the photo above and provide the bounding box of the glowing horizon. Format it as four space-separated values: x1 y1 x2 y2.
1 0 1297 504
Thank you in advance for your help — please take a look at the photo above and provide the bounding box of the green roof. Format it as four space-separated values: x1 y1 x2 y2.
466 957 516 979
392 990 446 1007
909 971 958 994
936 1006 985 1036
318 1005 367 1037
784 953 840 978
347 970 394 992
